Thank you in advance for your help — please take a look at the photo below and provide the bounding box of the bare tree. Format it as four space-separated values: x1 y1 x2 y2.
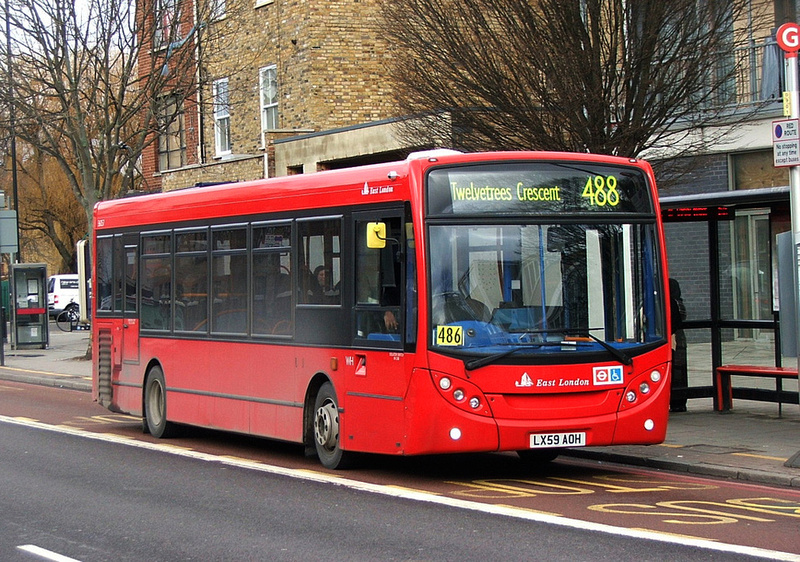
0 0 218 248
383 0 770 158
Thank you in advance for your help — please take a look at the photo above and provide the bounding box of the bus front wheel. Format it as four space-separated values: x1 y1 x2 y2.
313 382 353 469
144 366 177 438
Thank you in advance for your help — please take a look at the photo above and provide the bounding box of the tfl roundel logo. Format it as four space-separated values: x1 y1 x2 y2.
593 365 624 386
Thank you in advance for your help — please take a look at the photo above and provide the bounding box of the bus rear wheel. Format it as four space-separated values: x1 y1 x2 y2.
144 366 177 438
313 382 353 469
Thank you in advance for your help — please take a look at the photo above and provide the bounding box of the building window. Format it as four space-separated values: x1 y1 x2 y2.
154 0 179 49
157 95 186 171
259 65 278 137
731 150 788 190
213 78 231 156
210 0 226 20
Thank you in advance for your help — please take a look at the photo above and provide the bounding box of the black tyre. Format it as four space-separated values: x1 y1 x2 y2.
312 382 354 469
517 448 560 465
55 305 79 332
144 366 177 438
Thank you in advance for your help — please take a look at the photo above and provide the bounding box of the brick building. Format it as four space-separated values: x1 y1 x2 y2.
140 0 421 192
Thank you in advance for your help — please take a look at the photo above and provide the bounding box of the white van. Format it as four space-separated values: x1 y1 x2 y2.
48 274 80 318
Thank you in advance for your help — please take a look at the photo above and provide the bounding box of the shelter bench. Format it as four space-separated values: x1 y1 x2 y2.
714 364 799 416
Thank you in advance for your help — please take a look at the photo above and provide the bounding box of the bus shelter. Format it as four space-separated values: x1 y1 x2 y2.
660 186 799 410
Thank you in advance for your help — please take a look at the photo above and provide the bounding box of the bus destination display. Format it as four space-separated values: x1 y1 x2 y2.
427 161 653 216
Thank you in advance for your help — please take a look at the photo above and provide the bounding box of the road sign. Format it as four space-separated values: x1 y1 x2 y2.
777 22 800 53
0 210 18 253
773 118 800 167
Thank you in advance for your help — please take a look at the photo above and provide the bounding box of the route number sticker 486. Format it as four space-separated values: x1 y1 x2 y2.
436 325 463 346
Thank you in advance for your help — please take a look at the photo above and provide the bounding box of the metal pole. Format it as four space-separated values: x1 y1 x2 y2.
786 50 800 367
5 0 19 263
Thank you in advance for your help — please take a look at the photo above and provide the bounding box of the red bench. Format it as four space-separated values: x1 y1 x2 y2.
714 364 799 415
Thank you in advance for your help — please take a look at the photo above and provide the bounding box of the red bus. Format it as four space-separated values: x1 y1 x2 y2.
92 151 671 469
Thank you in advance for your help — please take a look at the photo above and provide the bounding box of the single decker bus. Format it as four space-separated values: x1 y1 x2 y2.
92 150 671 469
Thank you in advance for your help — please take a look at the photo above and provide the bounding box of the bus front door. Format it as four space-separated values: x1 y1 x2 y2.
121 243 140 366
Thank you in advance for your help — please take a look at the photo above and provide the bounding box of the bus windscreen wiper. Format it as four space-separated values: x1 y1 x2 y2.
464 340 577 371
566 329 633 366
482 327 633 369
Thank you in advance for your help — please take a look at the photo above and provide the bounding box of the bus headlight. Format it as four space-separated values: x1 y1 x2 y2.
430 370 493 417
639 382 651 394
650 370 661 383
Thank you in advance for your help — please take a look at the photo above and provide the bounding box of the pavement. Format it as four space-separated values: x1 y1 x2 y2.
1 325 799 488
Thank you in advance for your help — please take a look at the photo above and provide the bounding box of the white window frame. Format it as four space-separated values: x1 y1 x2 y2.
155 0 179 49
213 78 231 156
210 0 226 20
259 65 278 142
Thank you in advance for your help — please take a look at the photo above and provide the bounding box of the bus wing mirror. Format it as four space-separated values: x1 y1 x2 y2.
367 222 387 249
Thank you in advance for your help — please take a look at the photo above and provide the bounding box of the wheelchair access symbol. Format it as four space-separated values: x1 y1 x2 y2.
593 365 624 386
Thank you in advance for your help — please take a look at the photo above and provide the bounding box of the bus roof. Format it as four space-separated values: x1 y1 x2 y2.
94 151 649 231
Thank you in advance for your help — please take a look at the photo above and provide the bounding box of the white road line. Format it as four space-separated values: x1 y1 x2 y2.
17 544 82 562
3 414 799 562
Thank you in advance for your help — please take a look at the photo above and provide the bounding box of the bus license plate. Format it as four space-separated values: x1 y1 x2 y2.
529 432 586 448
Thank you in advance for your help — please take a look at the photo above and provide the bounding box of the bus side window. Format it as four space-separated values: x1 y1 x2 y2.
298 218 341 306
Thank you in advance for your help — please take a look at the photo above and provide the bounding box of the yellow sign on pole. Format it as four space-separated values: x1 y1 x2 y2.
785 91 793 116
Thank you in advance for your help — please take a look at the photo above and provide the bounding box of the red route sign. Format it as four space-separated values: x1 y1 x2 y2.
777 22 800 53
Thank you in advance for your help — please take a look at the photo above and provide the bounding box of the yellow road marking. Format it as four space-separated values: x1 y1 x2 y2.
496 503 562 517
630 528 719 541
733 452 789 462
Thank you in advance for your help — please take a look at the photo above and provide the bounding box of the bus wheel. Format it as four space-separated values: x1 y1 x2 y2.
517 449 560 465
313 382 353 469
144 366 177 438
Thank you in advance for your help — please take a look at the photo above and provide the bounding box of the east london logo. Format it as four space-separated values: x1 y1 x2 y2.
361 182 394 196
516 373 591 388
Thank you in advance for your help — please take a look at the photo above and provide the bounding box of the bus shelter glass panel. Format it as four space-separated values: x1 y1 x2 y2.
663 222 710 324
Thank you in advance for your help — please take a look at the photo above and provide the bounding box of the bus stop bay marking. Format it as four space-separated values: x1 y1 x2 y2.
446 475 716 499
62 414 140 426
588 499 800 525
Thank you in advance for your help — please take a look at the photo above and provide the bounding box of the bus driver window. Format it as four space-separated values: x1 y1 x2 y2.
356 218 402 341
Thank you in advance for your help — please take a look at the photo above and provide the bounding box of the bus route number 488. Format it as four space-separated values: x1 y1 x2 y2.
530 431 587 448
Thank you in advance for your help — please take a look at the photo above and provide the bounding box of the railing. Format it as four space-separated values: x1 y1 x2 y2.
731 35 783 106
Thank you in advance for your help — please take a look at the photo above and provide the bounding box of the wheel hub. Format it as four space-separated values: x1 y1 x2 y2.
314 400 339 451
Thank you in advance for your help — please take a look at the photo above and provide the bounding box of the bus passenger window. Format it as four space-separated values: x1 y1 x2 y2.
175 229 209 332
211 227 247 334
298 219 341 305
252 223 292 336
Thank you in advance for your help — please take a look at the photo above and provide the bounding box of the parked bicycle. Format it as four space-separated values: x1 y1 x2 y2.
55 303 81 332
